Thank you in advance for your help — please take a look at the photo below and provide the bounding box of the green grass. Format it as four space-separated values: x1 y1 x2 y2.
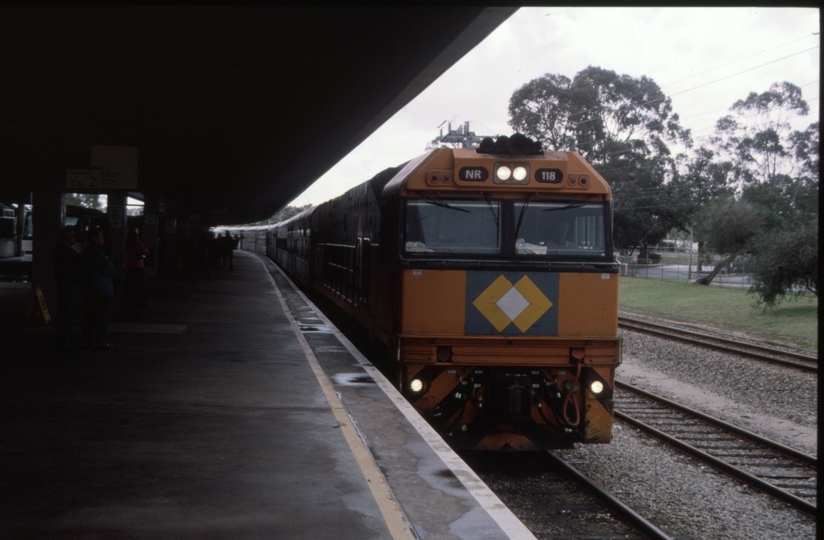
618 277 818 352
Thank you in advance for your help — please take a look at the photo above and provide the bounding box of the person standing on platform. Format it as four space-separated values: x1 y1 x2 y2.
121 227 149 320
223 231 235 270
82 227 116 349
51 226 82 352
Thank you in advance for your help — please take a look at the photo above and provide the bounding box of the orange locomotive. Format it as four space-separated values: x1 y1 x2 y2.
261 136 621 451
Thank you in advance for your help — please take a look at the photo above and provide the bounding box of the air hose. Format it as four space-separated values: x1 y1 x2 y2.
562 354 583 427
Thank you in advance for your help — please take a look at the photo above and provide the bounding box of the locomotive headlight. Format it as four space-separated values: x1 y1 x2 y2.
590 381 604 395
409 379 424 393
494 162 530 184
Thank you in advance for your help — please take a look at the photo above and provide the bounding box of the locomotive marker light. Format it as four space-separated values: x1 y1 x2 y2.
590 380 604 394
409 379 424 393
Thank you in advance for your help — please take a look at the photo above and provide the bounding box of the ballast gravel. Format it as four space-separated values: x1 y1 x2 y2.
618 310 817 455
555 426 815 540
552 310 817 540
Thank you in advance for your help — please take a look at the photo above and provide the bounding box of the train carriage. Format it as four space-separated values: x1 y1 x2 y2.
246 137 621 451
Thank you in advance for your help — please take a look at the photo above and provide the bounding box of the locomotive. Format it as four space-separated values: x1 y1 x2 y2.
225 135 621 451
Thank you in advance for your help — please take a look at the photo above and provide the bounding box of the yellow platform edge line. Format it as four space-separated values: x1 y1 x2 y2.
261 261 416 540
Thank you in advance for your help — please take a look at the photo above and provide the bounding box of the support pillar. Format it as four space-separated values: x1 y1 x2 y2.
107 190 128 317
31 166 65 323
141 193 160 279
15 190 30 257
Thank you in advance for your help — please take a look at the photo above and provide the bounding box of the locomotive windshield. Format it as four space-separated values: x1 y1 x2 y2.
403 198 609 259
514 201 606 257
405 199 501 254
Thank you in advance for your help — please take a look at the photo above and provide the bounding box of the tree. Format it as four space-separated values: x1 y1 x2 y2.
605 138 673 254
748 222 818 307
786 121 820 225
741 172 818 227
692 198 773 286
568 66 690 161
711 82 810 189
656 147 735 269
691 83 816 284
509 66 690 160
65 193 104 210
508 67 692 254
663 147 734 233
508 73 586 152
790 121 819 177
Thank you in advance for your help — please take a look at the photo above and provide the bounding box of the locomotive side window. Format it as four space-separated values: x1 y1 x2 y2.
514 202 607 257
404 199 501 255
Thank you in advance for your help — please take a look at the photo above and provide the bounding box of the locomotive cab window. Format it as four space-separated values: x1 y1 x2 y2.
404 199 501 255
514 201 607 257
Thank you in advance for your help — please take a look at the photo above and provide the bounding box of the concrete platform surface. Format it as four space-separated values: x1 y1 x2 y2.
0 250 535 540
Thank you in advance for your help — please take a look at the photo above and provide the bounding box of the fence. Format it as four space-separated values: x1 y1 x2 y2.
617 244 753 289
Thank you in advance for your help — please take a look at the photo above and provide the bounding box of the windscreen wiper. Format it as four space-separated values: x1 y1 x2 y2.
484 193 499 228
542 203 585 212
424 198 470 212
514 195 532 240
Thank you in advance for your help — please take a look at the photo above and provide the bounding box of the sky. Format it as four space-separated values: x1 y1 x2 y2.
288 7 820 208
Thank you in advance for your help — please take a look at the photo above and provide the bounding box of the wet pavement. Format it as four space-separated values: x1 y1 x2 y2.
0 250 531 539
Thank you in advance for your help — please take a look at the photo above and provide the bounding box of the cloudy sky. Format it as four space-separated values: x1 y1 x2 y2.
289 7 820 207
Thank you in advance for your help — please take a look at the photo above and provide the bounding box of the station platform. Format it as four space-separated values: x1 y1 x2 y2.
0 250 535 540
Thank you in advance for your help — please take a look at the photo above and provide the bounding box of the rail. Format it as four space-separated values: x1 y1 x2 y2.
614 381 817 516
462 451 674 540
545 451 675 540
618 316 818 373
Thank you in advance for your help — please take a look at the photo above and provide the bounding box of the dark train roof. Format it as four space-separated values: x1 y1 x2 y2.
0 6 516 225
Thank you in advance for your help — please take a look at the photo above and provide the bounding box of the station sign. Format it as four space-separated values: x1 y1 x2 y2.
91 145 139 189
108 205 125 228
66 169 102 189
66 169 134 190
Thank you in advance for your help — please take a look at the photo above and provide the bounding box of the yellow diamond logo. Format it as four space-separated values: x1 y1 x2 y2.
472 275 553 333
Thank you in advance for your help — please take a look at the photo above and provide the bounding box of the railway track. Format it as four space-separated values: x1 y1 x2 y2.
614 381 817 516
618 316 818 372
461 450 674 540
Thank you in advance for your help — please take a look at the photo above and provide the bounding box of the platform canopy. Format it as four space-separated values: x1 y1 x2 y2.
1 6 516 224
